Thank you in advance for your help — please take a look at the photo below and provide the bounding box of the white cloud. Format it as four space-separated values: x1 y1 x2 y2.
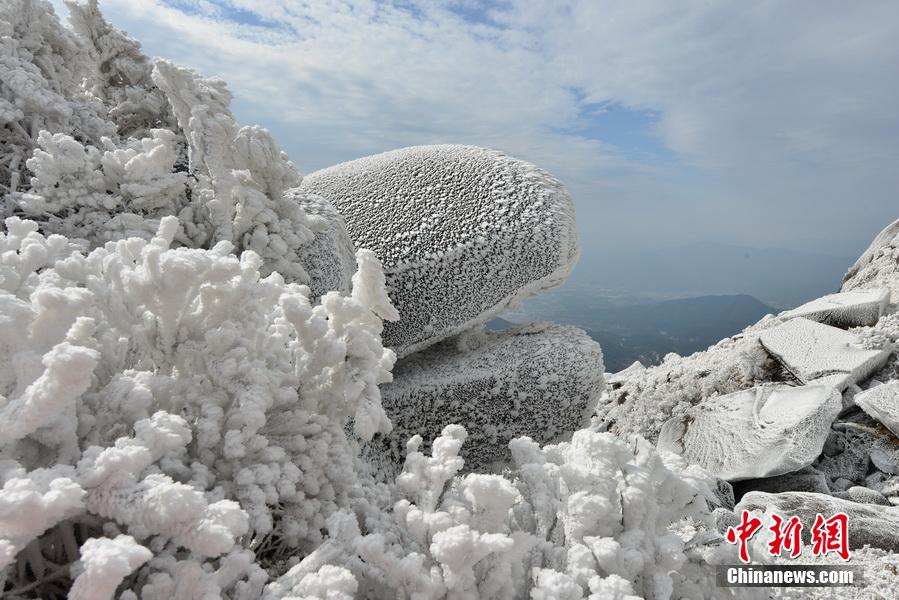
70 0 899 254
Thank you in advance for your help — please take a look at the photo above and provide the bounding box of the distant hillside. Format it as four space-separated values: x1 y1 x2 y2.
495 293 777 372
574 242 855 308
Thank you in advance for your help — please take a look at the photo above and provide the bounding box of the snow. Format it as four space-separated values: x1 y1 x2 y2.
68 535 152 600
780 288 890 328
299 145 580 357
364 323 604 474
595 315 781 442
854 381 899 437
274 426 755 599
657 385 841 481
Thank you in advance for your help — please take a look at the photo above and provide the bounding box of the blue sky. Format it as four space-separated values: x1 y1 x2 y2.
51 0 899 268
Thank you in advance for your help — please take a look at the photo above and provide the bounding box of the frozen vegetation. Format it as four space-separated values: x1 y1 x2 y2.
3 2 899 599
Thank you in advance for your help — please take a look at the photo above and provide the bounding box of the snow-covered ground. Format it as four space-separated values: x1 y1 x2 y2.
2 2 899 599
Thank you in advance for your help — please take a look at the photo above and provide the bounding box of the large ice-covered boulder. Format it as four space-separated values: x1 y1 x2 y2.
657 385 841 481
759 317 892 392
363 323 604 474
780 288 890 328
299 145 579 357
286 190 357 298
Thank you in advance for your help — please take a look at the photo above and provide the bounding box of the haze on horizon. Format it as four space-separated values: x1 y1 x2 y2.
52 0 899 289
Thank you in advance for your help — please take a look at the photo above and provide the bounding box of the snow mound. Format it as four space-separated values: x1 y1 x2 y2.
759 317 892 391
285 190 357 298
364 323 604 474
737 491 899 553
780 288 890 328
854 381 899 437
299 145 580 357
658 385 841 481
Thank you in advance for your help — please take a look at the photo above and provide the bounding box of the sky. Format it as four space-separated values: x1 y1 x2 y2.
51 0 899 273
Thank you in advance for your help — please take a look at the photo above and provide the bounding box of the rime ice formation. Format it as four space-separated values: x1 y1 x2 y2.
780 288 890 328
0 215 395 595
737 491 899 553
657 385 841 481
6 1 899 598
271 428 756 600
854 381 899 437
365 323 604 474
759 317 892 391
843 217 899 297
299 145 580 357
285 190 356 297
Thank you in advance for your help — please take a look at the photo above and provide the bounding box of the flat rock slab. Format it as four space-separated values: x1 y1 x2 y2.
780 288 890 328
855 382 899 438
364 323 604 474
300 145 579 357
737 491 899 552
759 317 891 392
657 385 841 481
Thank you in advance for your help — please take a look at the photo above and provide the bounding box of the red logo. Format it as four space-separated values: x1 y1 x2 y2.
725 510 850 563
726 510 763 563
810 512 850 561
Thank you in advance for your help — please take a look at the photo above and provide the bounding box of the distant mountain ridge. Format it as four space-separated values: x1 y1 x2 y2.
575 242 855 308
495 293 777 372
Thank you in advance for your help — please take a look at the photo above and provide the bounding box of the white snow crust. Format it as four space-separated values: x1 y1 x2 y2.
759 317 892 391
780 288 890 328
657 385 841 481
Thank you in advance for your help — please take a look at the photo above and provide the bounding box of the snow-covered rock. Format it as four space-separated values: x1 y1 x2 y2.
780 288 890 328
759 317 892 392
365 323 604 473
843 217 899 298
855 381 899 437
286 190 356 298
299 145 579 357
595 315 783 442
737 491 899 553
657 385 841 481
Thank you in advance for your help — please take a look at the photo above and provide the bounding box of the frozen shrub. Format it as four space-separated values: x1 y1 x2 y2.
272 426 759 599
0 217 396 594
